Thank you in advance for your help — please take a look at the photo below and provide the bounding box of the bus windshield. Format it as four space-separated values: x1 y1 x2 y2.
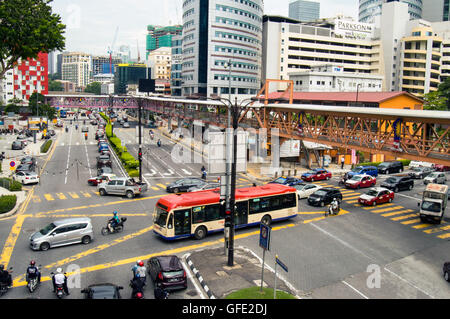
421 201 441 213
154 206 168 227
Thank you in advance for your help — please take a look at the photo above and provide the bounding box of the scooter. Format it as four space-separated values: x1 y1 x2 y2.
26 265 41 293
65 127 68 133
130 279 145 299
101 217 127 235
325 200 340 217
50 272 67 299
338 173 348 186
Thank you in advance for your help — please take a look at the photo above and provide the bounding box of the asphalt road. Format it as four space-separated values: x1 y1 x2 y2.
0 115 449 299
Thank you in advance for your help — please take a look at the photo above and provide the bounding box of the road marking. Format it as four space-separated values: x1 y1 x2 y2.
371 206 404 213
395 193 420 201
157 183 166 189
412 223 432 229
401 218 421 225
68 192 80 199
383 267 435 299
151 186 160 191
342 281 369 299
80 191 91 198
391 214 417 221
347 200 359 204
56 193 67 200
44 194 55 201
342 195 360 200
424 225 450 234
438 233 450 239
0 214 31 268
182 169 192 176
32 195 41 203
64 127 73 184
381 209 413 217
363 203 395 210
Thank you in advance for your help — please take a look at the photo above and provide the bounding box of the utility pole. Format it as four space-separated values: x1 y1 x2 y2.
224 59 232 255
138 98 143 184
109 95 114 136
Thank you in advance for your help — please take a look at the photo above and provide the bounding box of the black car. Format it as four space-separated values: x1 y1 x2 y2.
269 176 302 186
377 161 404 174
147 255 187 291
11 140 23 150
20 156 37 166
166 178 206 193
444 262 450 282
97 166 113 176
380 176 414 192
307 187 343 207
96 155 112 168
187 182 220 192
16 163 35 173
81 283 123 299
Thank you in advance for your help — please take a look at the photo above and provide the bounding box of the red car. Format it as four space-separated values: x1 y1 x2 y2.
358 187 394 206
301 168 332 182
87 173 116 186
345 174 376 189
434 165 450 172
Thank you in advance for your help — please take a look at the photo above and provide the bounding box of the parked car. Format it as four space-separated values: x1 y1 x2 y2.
307 187 342 207
16 163 35 173
269 176 302 186
11 140 23 150
345 174 377 189
346 166 378 179
96 155 112 168
95 131 105 140
98 177 148 199
166 178 207 193
301 168 332 182
147 255 187 291
13 171 39 185
81 126 89 132
122 122 130 128
409 161 434 168
97 166 113 176
98 143 109 153
408 166 434 179
358 187 394 206
187 183 220 192
20 156 36 166
380 176 414 192
81 284 123 299
434 164 450 172
88 173 117 186
377 161 404 174
423 172 447 185
29 217 94 251
293 183 322 199
444 262 450 282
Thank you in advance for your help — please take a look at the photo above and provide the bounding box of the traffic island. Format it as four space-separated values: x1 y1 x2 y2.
184 246 301 299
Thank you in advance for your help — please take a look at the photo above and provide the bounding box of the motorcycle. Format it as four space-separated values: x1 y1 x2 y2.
157 140 161 147
65 127 69 133
101 217 127 235
50 272 67 299
338 173 348 186
85 134 88 140
130 279 145 299
325 200 340 217
0 267 13 297
26 265 41 293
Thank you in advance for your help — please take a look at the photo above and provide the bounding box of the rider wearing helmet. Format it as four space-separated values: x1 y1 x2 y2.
131 260 147 284
52 268 69 295
26 260 41 284
0 264 12 288
108 211 120 233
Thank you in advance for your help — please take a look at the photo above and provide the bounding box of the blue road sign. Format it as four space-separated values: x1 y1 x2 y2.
259 223 271 251
275 256 288 273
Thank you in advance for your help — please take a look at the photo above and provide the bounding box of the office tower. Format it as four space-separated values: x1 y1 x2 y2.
61 52 92 91
289 0 320 22
359 0 422 27
146 25 182 59
422 0 450 22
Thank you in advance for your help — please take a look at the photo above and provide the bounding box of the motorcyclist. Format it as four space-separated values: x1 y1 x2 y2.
0 265 12 288
131 260 147 284
130 277 145 298
201 166 207 180
157 139 161 147
85 132 88 140
108 211 120 233
75 124 78 130
52 268 69 295
26 260 41 284
330 198 340 215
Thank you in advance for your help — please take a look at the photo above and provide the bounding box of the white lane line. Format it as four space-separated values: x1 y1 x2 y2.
383 267 435 299
64 127 73 184
83 135 92 178
395 193 421 201
342 281 369 299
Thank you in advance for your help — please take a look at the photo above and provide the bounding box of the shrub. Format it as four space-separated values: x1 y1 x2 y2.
127 169 139 177
40 139 53 153
0 195 17 214
120 152 135 163
125 160 139 169
0 178 22 191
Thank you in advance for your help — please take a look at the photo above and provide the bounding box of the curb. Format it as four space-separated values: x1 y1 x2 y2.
184 253 216 299
0 191 27 219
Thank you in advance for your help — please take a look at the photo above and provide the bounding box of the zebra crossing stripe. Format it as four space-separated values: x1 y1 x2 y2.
438 233 450 239
68 192 79 199
363 203 395 210
371 206 404 213
151 186 159 191
44 194 54 201
401 218 421 225
412 223 432 229
381 209 413 217
424 225 450 234
391 214 417 221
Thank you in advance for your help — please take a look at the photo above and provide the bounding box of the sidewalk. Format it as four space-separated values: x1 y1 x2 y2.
184 245 302 299
0 186 27 219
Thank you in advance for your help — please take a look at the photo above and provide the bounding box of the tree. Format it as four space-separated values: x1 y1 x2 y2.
438 77 450 109
5 98 23 114
423 91 448 111
84 82 102 95
0 0 66 79
48 79 64 92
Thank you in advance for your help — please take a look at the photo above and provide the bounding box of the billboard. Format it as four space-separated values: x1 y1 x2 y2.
334 19 375 40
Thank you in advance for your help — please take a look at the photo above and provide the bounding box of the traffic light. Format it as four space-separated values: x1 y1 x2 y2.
225 210 232 228
138 152 142 162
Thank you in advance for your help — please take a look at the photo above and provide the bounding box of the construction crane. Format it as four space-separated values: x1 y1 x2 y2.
108 26 119 75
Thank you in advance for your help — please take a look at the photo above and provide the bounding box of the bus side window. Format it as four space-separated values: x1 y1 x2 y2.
205 204 221 222
269 196 282 210
167 214 173 229
249 199 260 214
192 206 205 223
282 193 296 209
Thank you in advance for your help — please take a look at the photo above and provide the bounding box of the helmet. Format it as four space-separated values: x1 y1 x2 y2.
30 260 36 266
113 211 118 216
138 261 144 267
136 292 143 298
56 267 63 274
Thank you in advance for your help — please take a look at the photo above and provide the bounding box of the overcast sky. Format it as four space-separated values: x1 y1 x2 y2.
51 0 359 57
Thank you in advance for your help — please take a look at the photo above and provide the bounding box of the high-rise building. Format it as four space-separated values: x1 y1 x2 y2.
289 0 320 22
147 47 172 81
114 63 151 95
61 52 92 91
48 51 55 75
181 0 263 98
92 55 122 76
146 25 182 59
422 0 450 22
1 52 49 102
56 53 63 76
359 0 422 27
171 34 183 96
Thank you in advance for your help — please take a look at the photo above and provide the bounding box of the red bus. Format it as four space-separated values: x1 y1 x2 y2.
152 184 298 240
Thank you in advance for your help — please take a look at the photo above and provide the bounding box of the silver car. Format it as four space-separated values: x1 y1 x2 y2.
29 218 94 251
424 172 447 185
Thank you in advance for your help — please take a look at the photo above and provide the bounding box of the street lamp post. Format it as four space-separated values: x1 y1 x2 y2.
137 97 143 184
109 94 114 136
356 83 362 106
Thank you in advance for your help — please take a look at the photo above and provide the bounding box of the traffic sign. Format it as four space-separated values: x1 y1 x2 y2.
259 223 271 251
275 255 288 273
9 161 16 171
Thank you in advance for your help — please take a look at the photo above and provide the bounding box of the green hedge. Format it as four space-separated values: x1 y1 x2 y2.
0 195 17 214
0 178 22 191
128 169 139 177
40 139 53 153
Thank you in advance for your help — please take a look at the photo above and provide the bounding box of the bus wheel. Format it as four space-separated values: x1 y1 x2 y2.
194 226 207 240
261 215 272 226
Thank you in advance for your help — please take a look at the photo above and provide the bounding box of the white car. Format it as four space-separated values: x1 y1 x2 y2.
424 172 447 185
293 183 322 199
13 171 39 185
409 161 434 168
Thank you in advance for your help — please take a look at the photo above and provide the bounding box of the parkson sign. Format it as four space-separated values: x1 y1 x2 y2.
334 19 375 40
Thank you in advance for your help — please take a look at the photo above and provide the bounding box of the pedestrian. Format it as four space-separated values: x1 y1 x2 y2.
340 156 345 169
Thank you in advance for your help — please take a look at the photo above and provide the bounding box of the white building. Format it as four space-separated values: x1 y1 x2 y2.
61 52 92 91
147 47 172 81
289 63 383 92
359 0 422 27
181 0 263 99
